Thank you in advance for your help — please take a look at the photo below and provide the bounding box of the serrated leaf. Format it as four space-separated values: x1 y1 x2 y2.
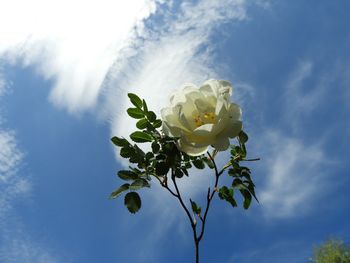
136 119 148 129
130 131 153 143
118 170 139 181
128 93 143 109
111 136 129 147
109 183 130 199
124 192 141 213
127 108 144 119
130 178 150 190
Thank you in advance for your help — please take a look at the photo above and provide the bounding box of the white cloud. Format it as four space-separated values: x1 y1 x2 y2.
0 130 29 216
256 60 335 219
0 78 58 263
258 131 327 218
0 237 59 263
0 0 162 112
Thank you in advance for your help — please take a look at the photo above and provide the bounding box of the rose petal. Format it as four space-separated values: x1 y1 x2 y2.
211 137 230 151
221 120 242 138
177 138 208 156
228 103 242 120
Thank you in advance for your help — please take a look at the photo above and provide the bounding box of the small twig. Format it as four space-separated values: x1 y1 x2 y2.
197 152 221 242
241 158 261 162
154 175 178 197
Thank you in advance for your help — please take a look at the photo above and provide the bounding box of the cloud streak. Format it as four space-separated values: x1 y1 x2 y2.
0 0 163 112
0 77 59 263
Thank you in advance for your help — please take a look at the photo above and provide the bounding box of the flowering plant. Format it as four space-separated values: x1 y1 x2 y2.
110 79 259 263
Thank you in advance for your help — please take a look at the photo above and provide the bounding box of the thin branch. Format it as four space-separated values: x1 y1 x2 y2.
171 171 196 229
241 158 261 162
154 175 178 198
197 152 221 242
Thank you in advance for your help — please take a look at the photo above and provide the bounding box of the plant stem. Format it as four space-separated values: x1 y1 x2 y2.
171 171 199 263
159 152 223 263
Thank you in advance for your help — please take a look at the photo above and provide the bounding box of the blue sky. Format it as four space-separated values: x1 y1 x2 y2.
0 1 350 262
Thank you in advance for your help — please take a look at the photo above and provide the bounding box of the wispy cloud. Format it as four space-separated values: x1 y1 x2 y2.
256 60 334 219
0 78 59 263
0 0 163 112
258 131 327 218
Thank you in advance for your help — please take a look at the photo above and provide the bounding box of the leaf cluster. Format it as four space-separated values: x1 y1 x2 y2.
110 93 214 213
218 131 258 209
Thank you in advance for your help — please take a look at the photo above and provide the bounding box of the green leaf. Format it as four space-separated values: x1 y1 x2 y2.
190 199 201 215
146 111 157 122
118 170 139 181
238 130 248 144
203 157 215 169
218 186 238 208
155 162 169 176
181 168 189 177
109 183 130 199
142 99 148 112
111 136 129 147
136 119 148 129
130 131 153 143
120 147 132 158
151 142 160 154
128 93 143 109
153 119 162 128
124 192 141 213
240 189 252 209
130 178 150 190
192 159 205 169
127 108 144 119
174 169 183 178
232 178 243 188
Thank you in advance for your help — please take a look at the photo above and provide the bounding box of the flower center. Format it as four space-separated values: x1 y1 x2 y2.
193 111 216 127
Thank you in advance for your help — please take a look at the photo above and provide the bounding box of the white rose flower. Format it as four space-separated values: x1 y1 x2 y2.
161 79 242 156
